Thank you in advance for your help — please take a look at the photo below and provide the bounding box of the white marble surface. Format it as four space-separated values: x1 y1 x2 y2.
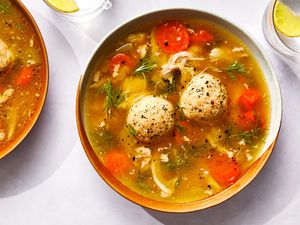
0 0 300 224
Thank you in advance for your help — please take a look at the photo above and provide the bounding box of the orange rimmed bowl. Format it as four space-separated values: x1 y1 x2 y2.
0 0 49 158
76 9 282 213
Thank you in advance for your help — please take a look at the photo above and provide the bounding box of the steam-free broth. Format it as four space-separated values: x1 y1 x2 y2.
0 0 47 155
84 19 270 203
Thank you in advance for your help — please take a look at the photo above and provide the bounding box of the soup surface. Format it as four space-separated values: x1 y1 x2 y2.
0 0 47 155
84 19 270 203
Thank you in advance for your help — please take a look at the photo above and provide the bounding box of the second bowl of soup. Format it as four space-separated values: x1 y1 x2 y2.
77 9 281 212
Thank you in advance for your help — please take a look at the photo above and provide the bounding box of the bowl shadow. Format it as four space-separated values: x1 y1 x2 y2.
0 12 80 198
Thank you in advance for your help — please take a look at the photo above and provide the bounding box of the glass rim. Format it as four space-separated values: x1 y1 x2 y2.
43 0 111 18
270 0 300 55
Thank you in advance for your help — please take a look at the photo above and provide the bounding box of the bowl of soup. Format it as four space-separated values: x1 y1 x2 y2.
0 0 48 158
76 9 282 212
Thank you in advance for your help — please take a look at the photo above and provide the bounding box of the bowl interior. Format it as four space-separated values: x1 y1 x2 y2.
0 0 49 158
77 9 282 212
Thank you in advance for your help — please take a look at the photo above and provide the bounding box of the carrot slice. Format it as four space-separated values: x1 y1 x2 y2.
237 110 256 130
210 153 240 186
178 120 188 127
108 53 135 74
238 89 261 111
190 29 214 44
104 150 131 176
155 21 190 54
16 66 33 85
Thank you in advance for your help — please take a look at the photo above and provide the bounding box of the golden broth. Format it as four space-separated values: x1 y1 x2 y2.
84 19 270 203
0 0 46 154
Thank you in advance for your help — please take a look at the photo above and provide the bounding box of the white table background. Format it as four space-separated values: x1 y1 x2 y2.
1 0 300 224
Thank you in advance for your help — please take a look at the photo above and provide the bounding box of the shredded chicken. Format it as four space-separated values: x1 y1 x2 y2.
137 44 148 58
160 51 205 84
160 153 169 163
135 146 151 158
93 71 101 82
112 64 120 78
0 88 14 104
161 51 193 75
209 46 248 62
0 39 13 72
134 146 152 169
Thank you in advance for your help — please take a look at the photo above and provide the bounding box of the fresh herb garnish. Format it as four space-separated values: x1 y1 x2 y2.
224 119 267 146
175 175 182 187
92 128 115 153
15 23 24 31
98 81 125 117
162 142 212 170
163 151 189 169
238 126 267 146
137 170 150 192
126 124 137 136
161 78 177 94
176 104 186 120
134 58 157 76
162 144 192 169
175 123 185 135
0 2 11 14
225 60 248 79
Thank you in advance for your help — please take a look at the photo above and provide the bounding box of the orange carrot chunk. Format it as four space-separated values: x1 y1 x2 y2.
237 110 257 130
108 53 135 74
155 21 190 54
190 29 214 44
210 153 240 186
104 150 130 176
238 89 261 111
16 66 33 85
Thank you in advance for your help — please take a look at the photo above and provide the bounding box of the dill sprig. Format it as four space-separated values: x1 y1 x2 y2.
176 104 186 120
0 2 11 14
175 123 185 135
224 119 267 146
134 58 157 76
126 124 137 136
98 81 125 117
225 60 248 79
137 170 151 192
160 78 177 94
238 126 267 146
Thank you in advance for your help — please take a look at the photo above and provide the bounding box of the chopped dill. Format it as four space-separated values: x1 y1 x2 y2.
163 150 189 169
97 81 125 117
176 104 186 120
224 121 267 146
175 123 185 135
137 170 150 192
0 2 11 14
161 78 177 94
175 175 182 187
238 126 267 146
134 58 157 76
225 60 248 79
126 124 137 136
92 128 115 153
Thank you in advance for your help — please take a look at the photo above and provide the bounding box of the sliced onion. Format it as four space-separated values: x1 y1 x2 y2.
151 157 177 196
115 43 133 54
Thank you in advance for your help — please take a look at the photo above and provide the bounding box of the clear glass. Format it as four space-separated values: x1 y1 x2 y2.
43 0 112 22
262 0 300 63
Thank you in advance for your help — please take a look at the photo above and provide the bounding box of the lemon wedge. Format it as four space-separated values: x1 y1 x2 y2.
45 0 79 13
274 0 300 37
